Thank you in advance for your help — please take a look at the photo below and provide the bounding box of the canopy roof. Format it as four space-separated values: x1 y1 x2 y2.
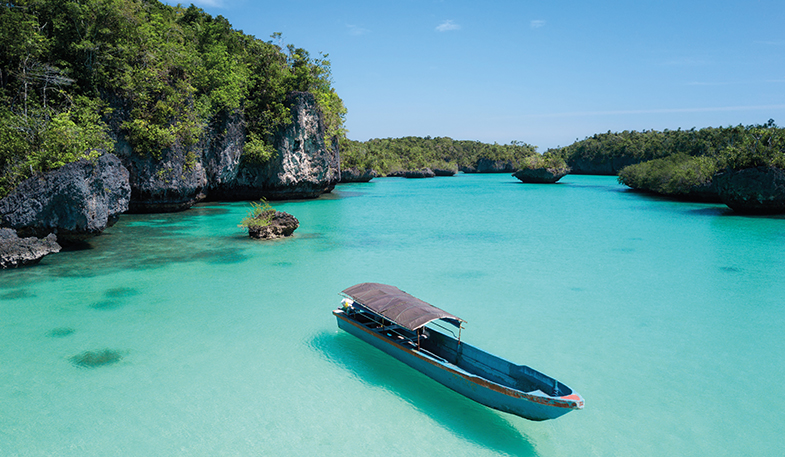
342 283 464 331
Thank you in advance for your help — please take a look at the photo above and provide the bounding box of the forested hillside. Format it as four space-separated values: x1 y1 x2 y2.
0 0 345 197
544 122 785 197
340 136 536 174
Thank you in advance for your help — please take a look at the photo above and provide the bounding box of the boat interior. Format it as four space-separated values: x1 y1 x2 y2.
345 308 572 397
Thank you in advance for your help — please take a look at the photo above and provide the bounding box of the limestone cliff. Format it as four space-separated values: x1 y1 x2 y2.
0 153 130 242
113 91 338 209
211 92 340 200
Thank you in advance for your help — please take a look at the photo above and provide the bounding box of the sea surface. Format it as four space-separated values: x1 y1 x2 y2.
1 174 784 457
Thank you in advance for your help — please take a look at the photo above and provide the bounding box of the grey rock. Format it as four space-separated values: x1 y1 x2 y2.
248 211 299 239
0 228 61 268
462 158 516 173
107 93 245 212
115 134 209 213
106 91 337 211
714 166 785 214
513 167 570 183
213 92 340 200
340 167 377 183
203 110 246 189
432 167 457 177
0 153 130 241
404 168 436 178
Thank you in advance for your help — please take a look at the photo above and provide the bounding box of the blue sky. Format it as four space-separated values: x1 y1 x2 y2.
170 0 785 150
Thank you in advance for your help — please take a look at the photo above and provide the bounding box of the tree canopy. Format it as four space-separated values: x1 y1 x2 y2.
340 136 536 175
0 0 345 196
567 122 785 196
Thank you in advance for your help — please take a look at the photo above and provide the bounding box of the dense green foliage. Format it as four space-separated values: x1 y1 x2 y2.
517 153 568 171
542 121 785 196
239 198 275 229
340 136 536 175
617 154 720 196
0 0 345 196
547 126 753 166
611 122 785 196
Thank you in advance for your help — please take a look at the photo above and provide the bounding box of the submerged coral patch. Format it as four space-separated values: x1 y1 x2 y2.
105 287 138 298
47 328 75 338
70 349 123 368
90 300 122 310
1 289 34 300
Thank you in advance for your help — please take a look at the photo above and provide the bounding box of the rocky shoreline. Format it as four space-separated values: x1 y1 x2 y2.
0 91 339 268
3 107 784 268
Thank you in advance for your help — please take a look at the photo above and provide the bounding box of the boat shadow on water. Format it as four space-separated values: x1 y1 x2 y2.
309 330 540 457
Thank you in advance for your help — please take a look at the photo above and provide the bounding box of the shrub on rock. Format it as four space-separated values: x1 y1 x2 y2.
239 199 299 239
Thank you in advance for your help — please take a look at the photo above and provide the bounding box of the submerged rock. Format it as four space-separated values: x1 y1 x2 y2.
714 166 785 214
513 167 570 183
248 211 299 239
0 228 61 268
70 349 123 368
48 328 75 338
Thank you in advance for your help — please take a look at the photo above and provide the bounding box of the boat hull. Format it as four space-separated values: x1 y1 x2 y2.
334 310 582 421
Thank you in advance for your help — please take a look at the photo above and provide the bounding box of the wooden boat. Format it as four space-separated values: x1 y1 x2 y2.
333 283 584 421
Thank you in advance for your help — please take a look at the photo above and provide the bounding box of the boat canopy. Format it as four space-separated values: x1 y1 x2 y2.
342 283 464 331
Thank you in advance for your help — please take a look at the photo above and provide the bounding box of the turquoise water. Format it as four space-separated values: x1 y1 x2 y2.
2 174 784 456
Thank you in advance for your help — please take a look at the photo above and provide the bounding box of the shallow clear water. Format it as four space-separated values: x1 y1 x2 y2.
2 174 784 456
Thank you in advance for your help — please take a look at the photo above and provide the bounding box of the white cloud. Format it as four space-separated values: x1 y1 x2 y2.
530 20 546 29
347 24 370 36
436 20 461 32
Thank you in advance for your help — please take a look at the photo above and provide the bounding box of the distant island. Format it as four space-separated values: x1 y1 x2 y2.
338 137 538 179
544 122 785 213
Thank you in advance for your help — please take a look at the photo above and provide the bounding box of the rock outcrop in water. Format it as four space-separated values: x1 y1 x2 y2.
513 167 570 183
340 167 377 183
0 152 130 242
0 228 61 268
714 166 785 214
404 168 436 178
248 211 299 239
432 167 457 176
